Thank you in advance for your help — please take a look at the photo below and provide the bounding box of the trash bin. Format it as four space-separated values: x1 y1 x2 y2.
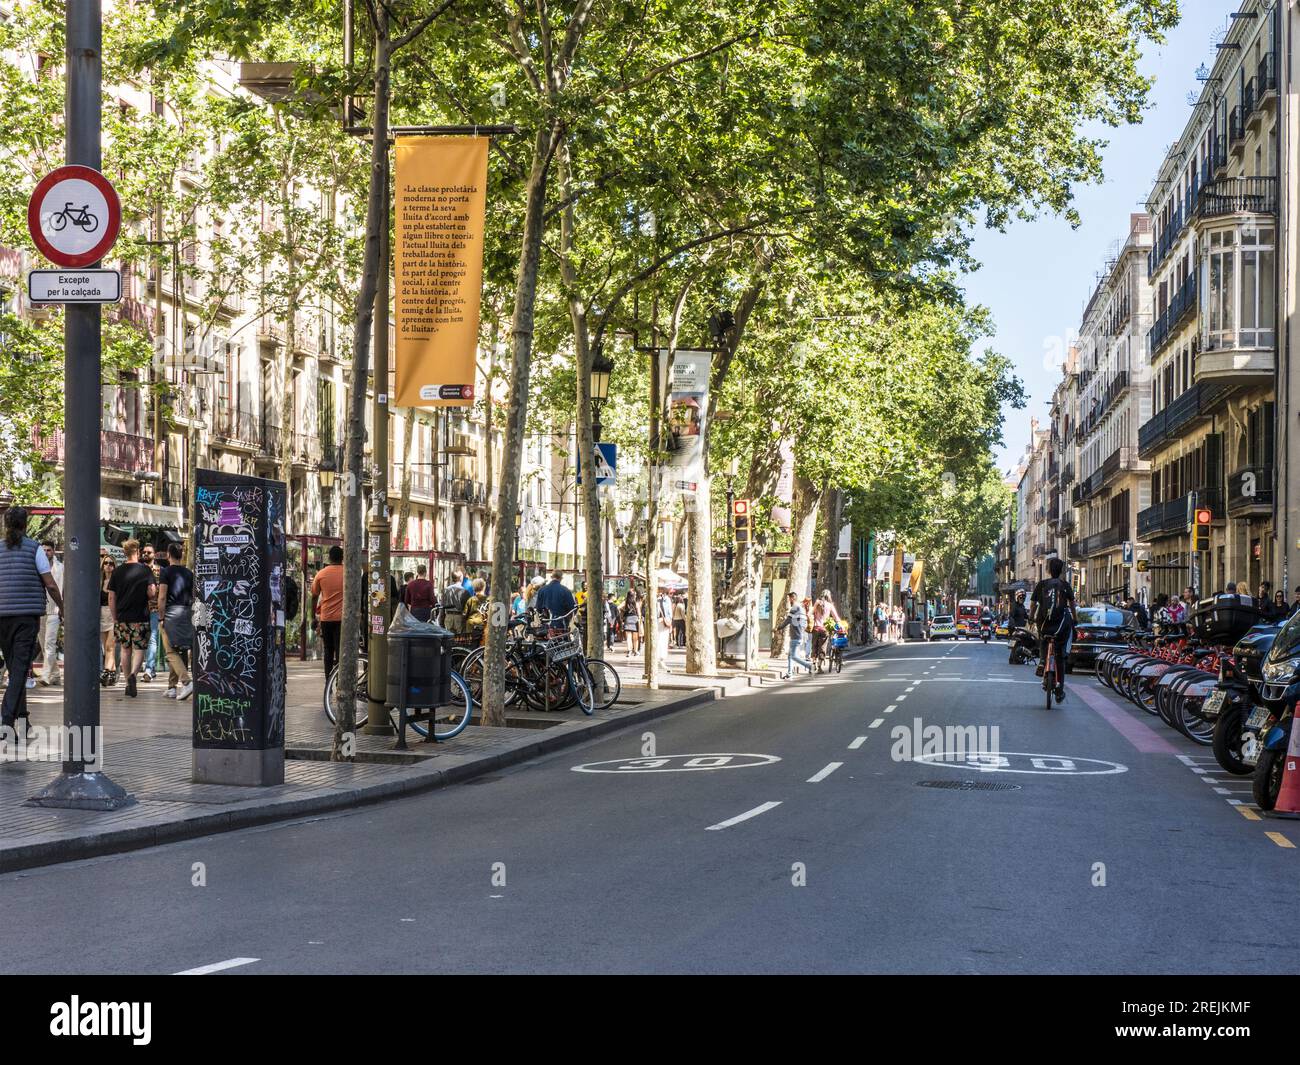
717 617 747 660
904 620 925 641
387 631 452 710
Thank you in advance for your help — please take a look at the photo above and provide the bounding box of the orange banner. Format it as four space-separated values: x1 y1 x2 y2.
394 136 488 407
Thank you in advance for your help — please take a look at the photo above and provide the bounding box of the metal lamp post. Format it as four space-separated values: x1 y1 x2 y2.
318 456 336 538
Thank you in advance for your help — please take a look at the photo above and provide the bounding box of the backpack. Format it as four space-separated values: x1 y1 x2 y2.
283 574 300 621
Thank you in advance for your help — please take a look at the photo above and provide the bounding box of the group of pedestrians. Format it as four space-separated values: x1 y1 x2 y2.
779 589 844 679
872 604 905 642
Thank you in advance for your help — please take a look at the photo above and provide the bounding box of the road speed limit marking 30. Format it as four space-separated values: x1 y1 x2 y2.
27 165 121 268
913 751 1128 776
571 753 781 773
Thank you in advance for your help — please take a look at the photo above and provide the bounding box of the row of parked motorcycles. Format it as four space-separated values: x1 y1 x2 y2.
1094 595 1299 811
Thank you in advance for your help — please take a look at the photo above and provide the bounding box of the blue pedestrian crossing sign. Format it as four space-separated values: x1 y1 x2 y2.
579 443 617 487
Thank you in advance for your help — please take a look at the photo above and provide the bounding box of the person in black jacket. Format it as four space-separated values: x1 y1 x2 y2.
1010 591 1029 630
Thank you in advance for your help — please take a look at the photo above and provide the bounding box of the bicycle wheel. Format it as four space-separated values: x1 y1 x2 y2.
568 659 596 716
51 211 68 232
324 658 369 729
82 210 99 233
405 671 473 740
1043 644 1054 711
585 658 621 711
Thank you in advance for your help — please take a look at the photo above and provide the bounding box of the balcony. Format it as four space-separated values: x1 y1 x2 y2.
257 316 286 347
1137 488 1222 540
1198 342 1274 382
1257 52 1278 111
1137 379 1235 458
1148 203 1187 279
1078 524 1130 558
1059 511 1076 535
215 401 260 447
36 429 156 475
1147 272 1197 356
1067 541 1083 561
1061 461 1075 487
406 470 435 499
1225 464 1273 517
1196 176 1277 220
1228 106 1247 156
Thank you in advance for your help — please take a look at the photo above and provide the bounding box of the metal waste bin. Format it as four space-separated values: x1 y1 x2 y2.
904 619 925 641
387 631 452 711
717 620 748 661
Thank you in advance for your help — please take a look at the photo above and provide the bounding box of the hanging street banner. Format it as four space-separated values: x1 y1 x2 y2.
660 349 711 501
771 439 795 532
394 136 489 408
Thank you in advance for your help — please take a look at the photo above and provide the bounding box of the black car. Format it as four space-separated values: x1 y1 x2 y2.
1069 604 1140 671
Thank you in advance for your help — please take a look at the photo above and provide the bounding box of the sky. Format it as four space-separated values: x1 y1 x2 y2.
964 2 1232 475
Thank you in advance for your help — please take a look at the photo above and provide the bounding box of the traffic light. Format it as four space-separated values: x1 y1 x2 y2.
1194 508 1212 552
732 498 751 543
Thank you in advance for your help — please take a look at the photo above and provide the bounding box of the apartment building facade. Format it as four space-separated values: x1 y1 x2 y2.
1070 216 1154 600
1139 0 1280 599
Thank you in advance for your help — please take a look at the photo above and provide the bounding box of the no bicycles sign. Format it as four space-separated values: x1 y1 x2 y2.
27 165 121 268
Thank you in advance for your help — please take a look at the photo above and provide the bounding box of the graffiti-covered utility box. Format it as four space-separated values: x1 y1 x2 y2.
191 470 288 786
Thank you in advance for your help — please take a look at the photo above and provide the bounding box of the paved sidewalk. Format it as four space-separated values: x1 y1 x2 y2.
0 659 713 872
0 637 886 872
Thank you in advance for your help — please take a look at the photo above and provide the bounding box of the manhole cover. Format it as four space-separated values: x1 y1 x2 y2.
916 780 1021 792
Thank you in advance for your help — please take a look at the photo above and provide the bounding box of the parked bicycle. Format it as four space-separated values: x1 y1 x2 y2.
323 653 474 741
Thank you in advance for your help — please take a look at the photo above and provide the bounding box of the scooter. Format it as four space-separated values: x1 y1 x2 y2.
979 620 991 644
1204 623 1283 775
1254 705 1293 811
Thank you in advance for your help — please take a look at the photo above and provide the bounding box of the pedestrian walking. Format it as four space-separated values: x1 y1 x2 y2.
310 545 345 681
603 593 618 650
156 541 195 699
139 542 161 683
0 507 63 734
464 578 489 643
402 563 437 623
535 570 577 628
99 550 117 684
654 586 673 670
36 541 63 686
672 594 686 648
622 590 641 658
107 539 157 699
780 592 814 679
441 570 469 634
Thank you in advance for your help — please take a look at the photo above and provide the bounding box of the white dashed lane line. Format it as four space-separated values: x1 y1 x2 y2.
848 736 868 749
807 762 843 783
175 957 260 976
705 801 783 831
869 717 885 728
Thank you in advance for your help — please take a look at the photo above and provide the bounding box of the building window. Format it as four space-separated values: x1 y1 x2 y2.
1204 226 1275 351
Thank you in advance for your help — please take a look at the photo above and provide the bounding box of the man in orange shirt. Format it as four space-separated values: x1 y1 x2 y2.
311 545 345 680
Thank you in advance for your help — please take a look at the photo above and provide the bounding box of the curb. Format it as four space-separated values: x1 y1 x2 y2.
0 687 719 874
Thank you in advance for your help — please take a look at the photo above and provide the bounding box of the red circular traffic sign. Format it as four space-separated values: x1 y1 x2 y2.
27 165 121 268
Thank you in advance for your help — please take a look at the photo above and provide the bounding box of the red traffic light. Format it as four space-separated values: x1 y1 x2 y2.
1195 508 1212 525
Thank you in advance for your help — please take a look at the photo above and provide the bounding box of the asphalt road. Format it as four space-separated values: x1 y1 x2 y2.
4 639 1297 974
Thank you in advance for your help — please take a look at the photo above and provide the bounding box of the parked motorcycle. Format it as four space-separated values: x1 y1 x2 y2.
1250 614 1300 808
1008 626 1037 665
1203 621 1284 775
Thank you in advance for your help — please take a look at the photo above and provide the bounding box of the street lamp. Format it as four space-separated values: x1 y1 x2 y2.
318 455 336 537
589 343 614 441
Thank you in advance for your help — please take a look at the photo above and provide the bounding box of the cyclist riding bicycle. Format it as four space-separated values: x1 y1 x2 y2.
1031 556 1075 703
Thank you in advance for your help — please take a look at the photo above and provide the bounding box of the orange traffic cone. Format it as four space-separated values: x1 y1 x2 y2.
1269 717 1300 819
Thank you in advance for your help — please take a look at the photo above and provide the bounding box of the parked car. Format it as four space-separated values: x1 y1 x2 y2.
928 615 957 641
1069 604 1139 671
